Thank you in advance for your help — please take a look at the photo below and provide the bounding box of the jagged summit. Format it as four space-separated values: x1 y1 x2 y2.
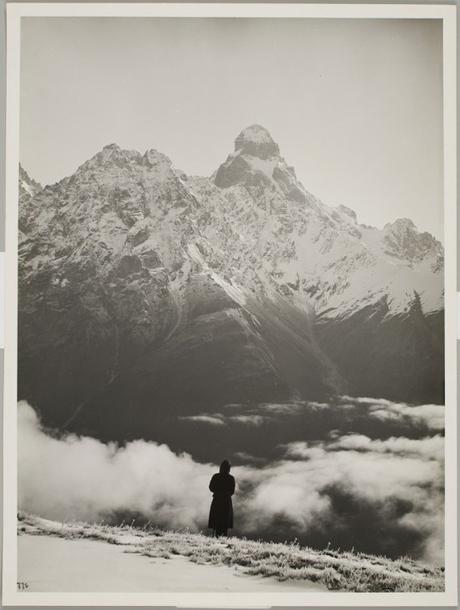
19 164 42 198
383 217 442 263
384 217 416 232
76 144 174 178
81 143 142 170
214 124 305 197
234 124 280 159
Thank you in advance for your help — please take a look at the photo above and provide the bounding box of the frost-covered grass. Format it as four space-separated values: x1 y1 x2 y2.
18 512 443 592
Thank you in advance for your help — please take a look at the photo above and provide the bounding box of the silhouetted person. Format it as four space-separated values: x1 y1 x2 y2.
208 459 235 537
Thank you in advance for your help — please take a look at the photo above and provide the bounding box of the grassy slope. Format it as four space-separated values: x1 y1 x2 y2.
18 513 443 593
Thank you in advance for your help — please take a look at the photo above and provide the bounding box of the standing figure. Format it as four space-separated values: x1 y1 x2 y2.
208 459 235 537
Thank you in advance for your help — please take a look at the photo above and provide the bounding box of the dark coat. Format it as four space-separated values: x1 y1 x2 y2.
208 472 235 530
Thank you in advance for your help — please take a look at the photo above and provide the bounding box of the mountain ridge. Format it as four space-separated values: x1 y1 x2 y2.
17 125 444 442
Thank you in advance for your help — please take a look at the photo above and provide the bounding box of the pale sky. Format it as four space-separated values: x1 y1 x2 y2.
20 17 443 239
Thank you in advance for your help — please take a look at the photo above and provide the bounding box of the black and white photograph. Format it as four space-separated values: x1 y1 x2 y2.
2 3 457 606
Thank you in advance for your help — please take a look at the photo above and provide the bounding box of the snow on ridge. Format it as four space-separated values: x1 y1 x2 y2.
187 242 247 307
20 179 35 196
20 126 443 328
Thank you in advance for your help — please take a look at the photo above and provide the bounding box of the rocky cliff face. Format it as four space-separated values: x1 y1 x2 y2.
18 125 444 441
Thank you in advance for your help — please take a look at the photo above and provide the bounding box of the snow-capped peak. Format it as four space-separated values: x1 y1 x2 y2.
383 218 442 264
19 131 444 324
234 124 280 159
214 126 305 202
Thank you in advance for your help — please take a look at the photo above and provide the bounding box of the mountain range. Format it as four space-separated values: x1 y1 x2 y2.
18 125 444 442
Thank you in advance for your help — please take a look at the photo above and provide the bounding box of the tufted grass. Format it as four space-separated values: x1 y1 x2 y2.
17 512 443 592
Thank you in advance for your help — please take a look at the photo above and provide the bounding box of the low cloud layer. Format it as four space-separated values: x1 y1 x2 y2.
18 401 444 565
179 396 445 432
19 402 211 529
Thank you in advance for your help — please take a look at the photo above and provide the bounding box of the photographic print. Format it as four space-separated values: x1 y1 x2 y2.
3 3 457 607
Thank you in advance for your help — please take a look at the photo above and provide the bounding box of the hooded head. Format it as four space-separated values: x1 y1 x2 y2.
219 459 231 475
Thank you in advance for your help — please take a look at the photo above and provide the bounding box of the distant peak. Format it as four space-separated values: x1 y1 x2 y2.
383 217 442 262
384 218 416 233
234 124 280 159
102 143 121 151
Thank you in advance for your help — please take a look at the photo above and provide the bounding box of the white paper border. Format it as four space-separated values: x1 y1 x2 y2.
3 3 457 607
0 252 5 349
